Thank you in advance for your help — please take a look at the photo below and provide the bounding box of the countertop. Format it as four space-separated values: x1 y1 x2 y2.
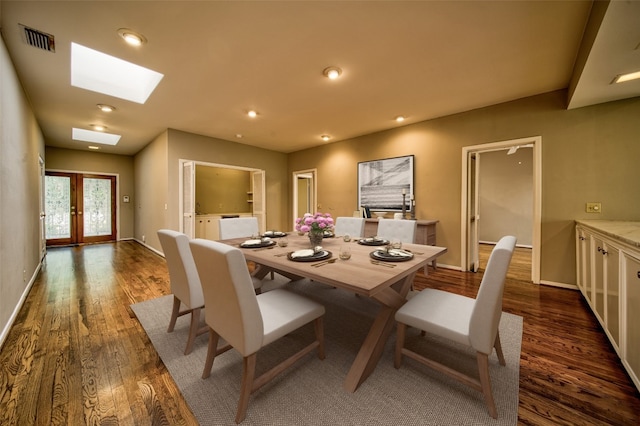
576 220 640 248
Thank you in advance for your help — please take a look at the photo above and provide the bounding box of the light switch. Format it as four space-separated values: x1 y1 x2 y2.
586 202 601 213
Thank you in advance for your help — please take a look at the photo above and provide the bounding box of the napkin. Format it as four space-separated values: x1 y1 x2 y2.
290 249 315 258
387 249 412 257
243 239 262 246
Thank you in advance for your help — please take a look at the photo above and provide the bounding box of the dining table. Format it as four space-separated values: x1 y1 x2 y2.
220 233 448 392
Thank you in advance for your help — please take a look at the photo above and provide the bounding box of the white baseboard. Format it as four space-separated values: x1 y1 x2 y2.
0 262 42 350
134 238 164 257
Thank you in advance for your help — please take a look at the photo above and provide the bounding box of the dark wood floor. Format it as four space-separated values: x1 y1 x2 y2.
1 241 639 425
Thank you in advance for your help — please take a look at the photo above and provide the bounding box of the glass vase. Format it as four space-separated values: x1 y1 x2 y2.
308 231 323 248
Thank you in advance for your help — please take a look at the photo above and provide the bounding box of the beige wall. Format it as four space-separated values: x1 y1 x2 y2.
166 129 288 235
0 35 46 342
45 147 135 239
195 166 251 214
478 148 533 245
134 129 288 253
134 131 169 250
288 90 640 285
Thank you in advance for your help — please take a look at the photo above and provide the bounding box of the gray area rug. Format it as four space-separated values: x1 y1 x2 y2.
131 277 522 425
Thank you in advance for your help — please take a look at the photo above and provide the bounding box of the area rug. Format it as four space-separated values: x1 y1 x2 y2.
131 278 522 425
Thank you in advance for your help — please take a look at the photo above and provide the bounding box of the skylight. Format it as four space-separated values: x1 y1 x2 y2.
72 128 121 145
71 42 163 103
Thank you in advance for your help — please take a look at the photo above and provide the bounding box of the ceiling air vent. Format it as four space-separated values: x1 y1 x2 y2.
20 24 55 52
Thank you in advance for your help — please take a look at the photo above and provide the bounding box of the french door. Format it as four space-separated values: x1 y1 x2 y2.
45 172 117 246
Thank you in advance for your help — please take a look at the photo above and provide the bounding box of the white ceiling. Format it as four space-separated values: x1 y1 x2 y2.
1 1 639 156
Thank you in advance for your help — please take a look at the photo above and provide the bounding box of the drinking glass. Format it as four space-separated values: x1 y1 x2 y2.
339 245 352 260
277 237 289 247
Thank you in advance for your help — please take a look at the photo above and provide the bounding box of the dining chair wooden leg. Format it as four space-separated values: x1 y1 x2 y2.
394 322 407 368
236 353 257 424
202 328 220 379
494 332 506 366
167 295 181 332
477 352 498 419
314 317 326 360
184 307 201 355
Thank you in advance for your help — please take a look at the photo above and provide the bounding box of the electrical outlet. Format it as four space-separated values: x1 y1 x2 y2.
586 202 602 213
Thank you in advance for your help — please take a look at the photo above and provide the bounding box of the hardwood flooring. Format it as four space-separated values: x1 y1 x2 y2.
1 241 639 425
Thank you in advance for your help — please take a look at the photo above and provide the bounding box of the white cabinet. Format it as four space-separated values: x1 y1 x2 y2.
195 213 253 241
195 215 219 240
623 253 640 389
576 221 640 391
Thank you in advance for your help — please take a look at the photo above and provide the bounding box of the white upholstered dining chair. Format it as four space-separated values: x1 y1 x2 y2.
189 238 326 424
376 218 417 243
218 216 260 239
334 216 366 238
157 229 208 355
394 235 516 419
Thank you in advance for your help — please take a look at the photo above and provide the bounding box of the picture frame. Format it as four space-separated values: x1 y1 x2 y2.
357 155 414 212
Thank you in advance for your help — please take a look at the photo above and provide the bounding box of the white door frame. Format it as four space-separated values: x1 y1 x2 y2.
179 159 266 237
461 136 542 283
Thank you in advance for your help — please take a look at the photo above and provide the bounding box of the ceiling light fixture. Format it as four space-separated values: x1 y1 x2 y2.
97 104 115 112
612 70 640 84
321 134 331 141
117 28 147 46
247 110 258 118
323 66 342 80
236 134 243 139
88 146 100 150
395 116 405 122
91 124 107 131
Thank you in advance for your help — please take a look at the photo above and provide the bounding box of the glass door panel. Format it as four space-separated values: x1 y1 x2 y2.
45 172 116 245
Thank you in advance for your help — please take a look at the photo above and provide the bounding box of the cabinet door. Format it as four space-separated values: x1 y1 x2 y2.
624 253 640 389
605 244 620 347
195 217 206 238
205 217 218 240
593 235 606 321
576 227 592 302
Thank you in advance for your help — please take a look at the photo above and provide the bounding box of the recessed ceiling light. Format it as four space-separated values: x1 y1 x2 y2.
117 28 147 46
612 70 640 84
71 42 163 104
236 134 243 139
88 146 100 150
91 124 107 131
395 116 406 122
73 128 121 145
247 110 258 118
321 134 331 141
97 104 115 112
323 66 342 80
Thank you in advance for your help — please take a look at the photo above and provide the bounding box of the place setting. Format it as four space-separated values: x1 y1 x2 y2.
357 236 389 246
239 236 277 250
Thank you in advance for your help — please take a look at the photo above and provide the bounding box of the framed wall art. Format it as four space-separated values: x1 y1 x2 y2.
357 155 414 212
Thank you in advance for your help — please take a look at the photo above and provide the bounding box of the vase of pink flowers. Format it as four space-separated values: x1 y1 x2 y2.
295 212 334 247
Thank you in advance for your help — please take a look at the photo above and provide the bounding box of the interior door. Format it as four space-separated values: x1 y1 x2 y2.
182 161 195 237
468 153 480 272
45 172 117 245
252 170 266 233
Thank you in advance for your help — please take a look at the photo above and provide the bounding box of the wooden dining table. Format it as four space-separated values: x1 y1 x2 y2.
220 233 447 392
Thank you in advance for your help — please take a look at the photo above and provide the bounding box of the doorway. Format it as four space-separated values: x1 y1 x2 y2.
292 169 317 226
45 172 117 246
461 136 541 284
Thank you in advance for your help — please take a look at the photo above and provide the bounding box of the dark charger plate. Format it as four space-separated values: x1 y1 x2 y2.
358 238 389 246
262 231 288 238
370 249 414 262
287 250 332 262
240 239 276 248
